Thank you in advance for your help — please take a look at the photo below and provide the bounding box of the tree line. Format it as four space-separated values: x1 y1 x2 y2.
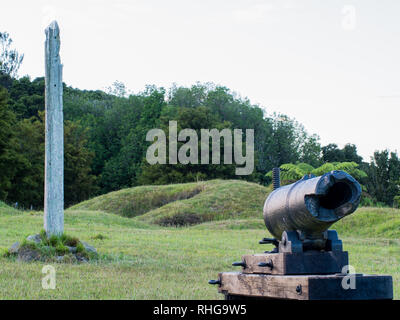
0 32 399 209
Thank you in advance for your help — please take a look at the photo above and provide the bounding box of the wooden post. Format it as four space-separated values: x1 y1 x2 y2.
44 21 64 236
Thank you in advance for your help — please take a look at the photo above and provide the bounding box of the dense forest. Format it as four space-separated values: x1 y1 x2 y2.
1 32 399 209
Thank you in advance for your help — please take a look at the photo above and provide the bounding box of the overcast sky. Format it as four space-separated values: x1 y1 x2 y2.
2 0 399 161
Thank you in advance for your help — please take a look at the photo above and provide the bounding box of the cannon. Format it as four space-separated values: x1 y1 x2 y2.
210 169 393 300
263 170 361 252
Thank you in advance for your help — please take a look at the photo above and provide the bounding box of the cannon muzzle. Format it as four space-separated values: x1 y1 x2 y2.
263 170 361 241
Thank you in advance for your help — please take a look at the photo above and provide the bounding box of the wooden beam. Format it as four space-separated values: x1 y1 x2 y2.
241 251 348 275
219 272 309 300
218 272 393 300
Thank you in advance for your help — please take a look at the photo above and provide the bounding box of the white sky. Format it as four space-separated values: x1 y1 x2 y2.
2 0 399 162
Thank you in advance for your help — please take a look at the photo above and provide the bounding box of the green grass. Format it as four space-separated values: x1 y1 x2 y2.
0 180 399 299
71 180 270 225
335 207 400 239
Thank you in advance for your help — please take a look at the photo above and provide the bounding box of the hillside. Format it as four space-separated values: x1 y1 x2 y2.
0 201 19 215
69 180 271 226
69 180 400 239
191 208 400 239
0 181 399 299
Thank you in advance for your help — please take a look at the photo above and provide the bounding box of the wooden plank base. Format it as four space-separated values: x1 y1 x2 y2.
218 272 393 300
241 251 349 275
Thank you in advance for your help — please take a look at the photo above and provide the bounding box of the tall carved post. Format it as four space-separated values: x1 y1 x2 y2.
44 21 64 236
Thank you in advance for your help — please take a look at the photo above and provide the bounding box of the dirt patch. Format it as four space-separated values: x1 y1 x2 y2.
156 212 203 227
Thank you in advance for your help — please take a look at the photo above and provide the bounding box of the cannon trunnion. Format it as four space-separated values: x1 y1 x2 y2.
210 170 393 300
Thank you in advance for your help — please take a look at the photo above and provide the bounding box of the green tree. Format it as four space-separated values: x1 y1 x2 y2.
0 32 24 78
269 113 321 167
64 120 98 207
8 114 45 207
100 86 166 192
266 163 315 185
299 133 322 167
343 144 363 164
138 105 238 185
311 162 367 180
322 143 363 164
0 87 19 200
365 150 400 206
106 80 129 97
7 112 98 208
322 144 344 162
169 82 208 109
8 76 45 118
266 161 367 186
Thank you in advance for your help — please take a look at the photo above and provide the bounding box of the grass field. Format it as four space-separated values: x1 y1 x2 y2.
0 180 399 299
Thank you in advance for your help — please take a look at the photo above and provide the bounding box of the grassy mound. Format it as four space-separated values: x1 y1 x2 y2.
0 201 20 215
4 230 97 263
69 182 206 218
68 179 400 233
334 207 400 239
189 207 400 239
69 180 271 226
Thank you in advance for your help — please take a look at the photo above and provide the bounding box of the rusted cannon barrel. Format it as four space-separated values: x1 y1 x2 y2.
263 170 362 240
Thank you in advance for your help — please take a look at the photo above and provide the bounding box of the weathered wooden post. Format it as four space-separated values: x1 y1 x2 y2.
44 21 64 236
